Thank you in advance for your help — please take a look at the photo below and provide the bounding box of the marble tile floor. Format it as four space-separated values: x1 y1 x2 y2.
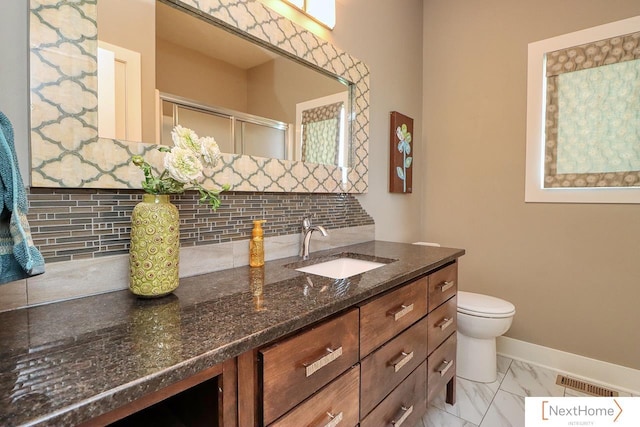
412 355 637 427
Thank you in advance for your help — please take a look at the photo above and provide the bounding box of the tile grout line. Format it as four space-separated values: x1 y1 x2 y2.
476 358 514 427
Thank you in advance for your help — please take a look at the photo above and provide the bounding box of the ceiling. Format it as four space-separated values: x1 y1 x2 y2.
156 1 279 70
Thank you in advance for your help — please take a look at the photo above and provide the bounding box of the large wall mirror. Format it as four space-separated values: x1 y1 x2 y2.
30 0 370 193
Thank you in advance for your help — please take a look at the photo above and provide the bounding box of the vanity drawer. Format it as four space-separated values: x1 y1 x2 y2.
428 263 457 312
260 309 359 425
427 295 457 355
360 316 428 417
269 365 360 427
359 276 428 357
360 361 427 427
427 333 457 403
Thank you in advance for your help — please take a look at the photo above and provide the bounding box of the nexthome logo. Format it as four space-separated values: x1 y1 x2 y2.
541 399 622 421
525 397 640 427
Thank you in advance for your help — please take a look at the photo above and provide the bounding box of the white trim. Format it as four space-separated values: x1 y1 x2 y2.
97 40 142 142
525 15 640 204
97 47 117 139
497 336 640 395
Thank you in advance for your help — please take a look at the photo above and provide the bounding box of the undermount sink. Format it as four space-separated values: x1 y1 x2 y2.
295 256 386 279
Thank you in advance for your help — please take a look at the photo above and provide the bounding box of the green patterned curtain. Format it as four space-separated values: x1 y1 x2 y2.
544 31 640 188
301 102 343 165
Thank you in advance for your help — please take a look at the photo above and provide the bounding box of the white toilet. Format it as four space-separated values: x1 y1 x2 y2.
456 291 516 383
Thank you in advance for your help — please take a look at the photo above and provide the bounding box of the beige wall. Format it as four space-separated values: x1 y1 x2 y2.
247 57 347 124
98 0 156 143
423 0 640 369
156 39 249 113
328 0 425 243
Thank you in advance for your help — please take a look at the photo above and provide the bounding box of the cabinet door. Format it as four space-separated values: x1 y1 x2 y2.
427 333 457 403
360 361 427 427
359 276 428 358
269 366 360 427
427 295 457 355
360 316 428 417
428 263 457 311
260 309 359 425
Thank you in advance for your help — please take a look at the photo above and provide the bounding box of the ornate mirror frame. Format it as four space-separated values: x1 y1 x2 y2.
29 0 369 193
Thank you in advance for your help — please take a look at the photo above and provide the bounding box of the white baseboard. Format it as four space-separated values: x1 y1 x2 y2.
497 336 640 395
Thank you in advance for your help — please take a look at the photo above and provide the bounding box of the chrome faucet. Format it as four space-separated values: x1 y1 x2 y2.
301 217 328 260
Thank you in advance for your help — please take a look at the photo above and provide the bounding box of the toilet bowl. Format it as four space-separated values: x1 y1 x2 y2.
456 291 515 383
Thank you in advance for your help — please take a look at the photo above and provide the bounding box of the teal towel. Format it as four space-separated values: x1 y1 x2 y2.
0 111 45 285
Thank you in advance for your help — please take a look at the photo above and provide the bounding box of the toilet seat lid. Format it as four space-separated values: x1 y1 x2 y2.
457 291 515 317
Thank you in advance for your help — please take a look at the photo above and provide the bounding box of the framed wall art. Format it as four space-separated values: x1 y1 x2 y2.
389 111 414 193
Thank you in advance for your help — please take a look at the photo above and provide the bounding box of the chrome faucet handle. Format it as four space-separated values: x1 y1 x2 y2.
300 215 328 260
302 216 312 229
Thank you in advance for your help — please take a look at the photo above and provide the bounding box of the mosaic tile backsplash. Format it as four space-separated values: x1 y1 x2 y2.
27 188 374 264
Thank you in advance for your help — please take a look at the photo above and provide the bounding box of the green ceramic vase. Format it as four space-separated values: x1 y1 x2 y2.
129 194 180 297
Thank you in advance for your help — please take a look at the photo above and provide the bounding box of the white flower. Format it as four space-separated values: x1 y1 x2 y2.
200 136 221 166
164 147 204 183
133 125 228 209
171 125 200 154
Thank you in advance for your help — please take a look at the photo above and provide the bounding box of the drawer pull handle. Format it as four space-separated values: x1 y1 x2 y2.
304 346 343 377
315 411 343 427
391 405 413 426
387 303 414 321
437 359 454 377
437 281 455 293
436 317 454 330
390 350 414 372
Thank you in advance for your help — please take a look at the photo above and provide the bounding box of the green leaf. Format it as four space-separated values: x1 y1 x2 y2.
405 157 413 168
396 167 405 180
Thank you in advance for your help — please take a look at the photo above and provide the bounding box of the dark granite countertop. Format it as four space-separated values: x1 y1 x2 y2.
0 241 464 426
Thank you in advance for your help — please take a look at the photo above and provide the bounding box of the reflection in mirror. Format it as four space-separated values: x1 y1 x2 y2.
96 0 350 167
159 93 289 160
29 0 369 192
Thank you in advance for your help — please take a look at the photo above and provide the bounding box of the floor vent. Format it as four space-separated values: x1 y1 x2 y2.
556 375 619 397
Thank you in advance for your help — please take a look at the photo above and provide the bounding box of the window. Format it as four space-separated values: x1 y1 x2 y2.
525 16 640 203
282 0 335 29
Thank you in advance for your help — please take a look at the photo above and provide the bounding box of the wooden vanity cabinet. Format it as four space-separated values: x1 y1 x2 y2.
360 316 429 415
72 253 462 427
427 296 457 355
427 333 457 403
258 261 459 427
259 309 359 425
428 262 458 312
86 261 459 427
359 276 428 358
427 262 458 404
360 361 427 427
269 366 360 427
81 359 238 427
357 261 458 425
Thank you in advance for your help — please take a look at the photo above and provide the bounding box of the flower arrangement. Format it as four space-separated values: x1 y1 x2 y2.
132 126 230 209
